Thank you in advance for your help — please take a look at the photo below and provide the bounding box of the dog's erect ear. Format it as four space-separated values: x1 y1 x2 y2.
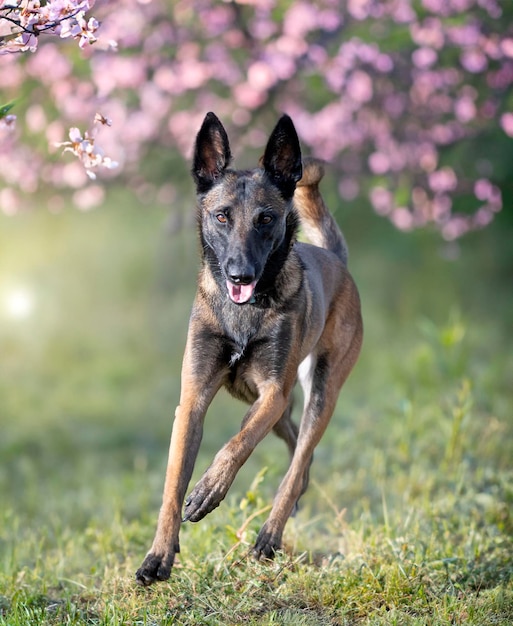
262 114 302 199
192 112 232 193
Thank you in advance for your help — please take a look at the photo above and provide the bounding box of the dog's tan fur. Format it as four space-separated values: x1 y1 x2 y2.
136 113 362 585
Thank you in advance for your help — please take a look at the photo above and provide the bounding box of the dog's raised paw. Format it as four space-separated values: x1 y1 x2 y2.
183 474 229 522
183 486 221 522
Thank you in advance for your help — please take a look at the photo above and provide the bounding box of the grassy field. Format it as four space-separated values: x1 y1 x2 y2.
0 190 512 625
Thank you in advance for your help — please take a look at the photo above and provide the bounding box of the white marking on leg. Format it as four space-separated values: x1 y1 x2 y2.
298 353 315 410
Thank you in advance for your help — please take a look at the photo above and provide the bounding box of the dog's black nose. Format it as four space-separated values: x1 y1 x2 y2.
228 274 255 285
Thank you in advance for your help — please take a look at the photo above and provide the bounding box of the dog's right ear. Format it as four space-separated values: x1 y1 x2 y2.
192 112 232 193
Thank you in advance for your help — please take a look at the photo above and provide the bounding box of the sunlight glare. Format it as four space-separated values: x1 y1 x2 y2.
5 288 35 319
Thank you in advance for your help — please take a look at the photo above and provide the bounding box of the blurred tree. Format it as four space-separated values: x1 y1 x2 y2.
0 0 512 238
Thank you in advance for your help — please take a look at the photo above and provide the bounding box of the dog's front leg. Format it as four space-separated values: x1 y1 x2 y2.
135 336 225 586
183 380 290 523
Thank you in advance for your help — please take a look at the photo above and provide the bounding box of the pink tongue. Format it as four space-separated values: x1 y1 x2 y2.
227 280 257 304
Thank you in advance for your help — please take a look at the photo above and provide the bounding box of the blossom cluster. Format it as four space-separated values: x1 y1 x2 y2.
55 114 118 180
0 0 512 238
0 0 99 53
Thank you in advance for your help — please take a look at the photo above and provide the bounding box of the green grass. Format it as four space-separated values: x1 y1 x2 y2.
0 191 512 624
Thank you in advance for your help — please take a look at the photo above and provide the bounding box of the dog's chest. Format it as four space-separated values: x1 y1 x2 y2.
220 304 264 402
221 302 262 355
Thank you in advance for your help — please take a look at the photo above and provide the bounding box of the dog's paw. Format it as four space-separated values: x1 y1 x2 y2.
252 525 282 561
135 552 174 586
182 479 224 523
183 470 232 522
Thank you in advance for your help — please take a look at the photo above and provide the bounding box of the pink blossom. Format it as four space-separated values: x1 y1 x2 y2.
392 1 416 24
249 14 277 40
375 54 393 73
460 48 488 73
55 118 119 179
500 38 513 59
274 34 307 58
412 47 438 69
199 4 234 37
500 113 513 137
284 3 318 38
454 96 476 123
25 105 47 133
61 161 89 187
428 167 458 193
390 207 414 231
0 187 21 215
73 184 105 210
369 187 393 215
442 215 470 241
417 144 438 172
447 24 481 47
410 19 444 49
233 83 266 109
26 43 72 84
318 10 342 32
247 61 276 91
347 0 372 21
474 178 494 201
346 70 373 103
368 152 390 175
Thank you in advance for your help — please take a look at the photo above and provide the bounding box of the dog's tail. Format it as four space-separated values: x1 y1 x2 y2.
293 157 348 266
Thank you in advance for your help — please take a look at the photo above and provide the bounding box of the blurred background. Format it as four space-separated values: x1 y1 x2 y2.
0 0 512 543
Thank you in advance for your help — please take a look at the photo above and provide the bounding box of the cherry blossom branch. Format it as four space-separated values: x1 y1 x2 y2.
0 1 99 53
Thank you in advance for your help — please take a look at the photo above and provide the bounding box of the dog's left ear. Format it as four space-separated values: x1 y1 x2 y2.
192 112 232 193
262 114 302 199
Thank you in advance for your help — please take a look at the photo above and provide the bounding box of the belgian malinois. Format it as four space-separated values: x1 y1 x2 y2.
135 112 363 585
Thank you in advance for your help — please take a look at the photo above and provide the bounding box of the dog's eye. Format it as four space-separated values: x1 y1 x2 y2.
216 213 227 224
260 214 273 225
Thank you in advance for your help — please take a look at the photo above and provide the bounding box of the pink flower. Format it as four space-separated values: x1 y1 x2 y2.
368 152 390 175
247 61 276 91
474 178 494 201
460 49 488 73
428 167 458 193
410 18 444 49
73 185 105 211
55 120 118 179
369 187 393 215
346 70 373 103
390 207 414 231
501 38 513 59
284 3 319 38
454 96 476 123
500 113 513 137
412 47 438 69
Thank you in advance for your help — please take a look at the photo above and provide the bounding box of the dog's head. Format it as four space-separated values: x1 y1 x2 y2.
192 112 302 304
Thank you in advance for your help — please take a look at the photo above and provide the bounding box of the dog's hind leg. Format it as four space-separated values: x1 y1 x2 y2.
272 401 312 515
253 320 362 560
273 400 315 514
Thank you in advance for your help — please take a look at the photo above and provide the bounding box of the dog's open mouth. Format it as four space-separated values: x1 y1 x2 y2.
226 280 257 304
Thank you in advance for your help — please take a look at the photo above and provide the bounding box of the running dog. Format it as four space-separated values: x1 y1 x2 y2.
135 112 363 585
